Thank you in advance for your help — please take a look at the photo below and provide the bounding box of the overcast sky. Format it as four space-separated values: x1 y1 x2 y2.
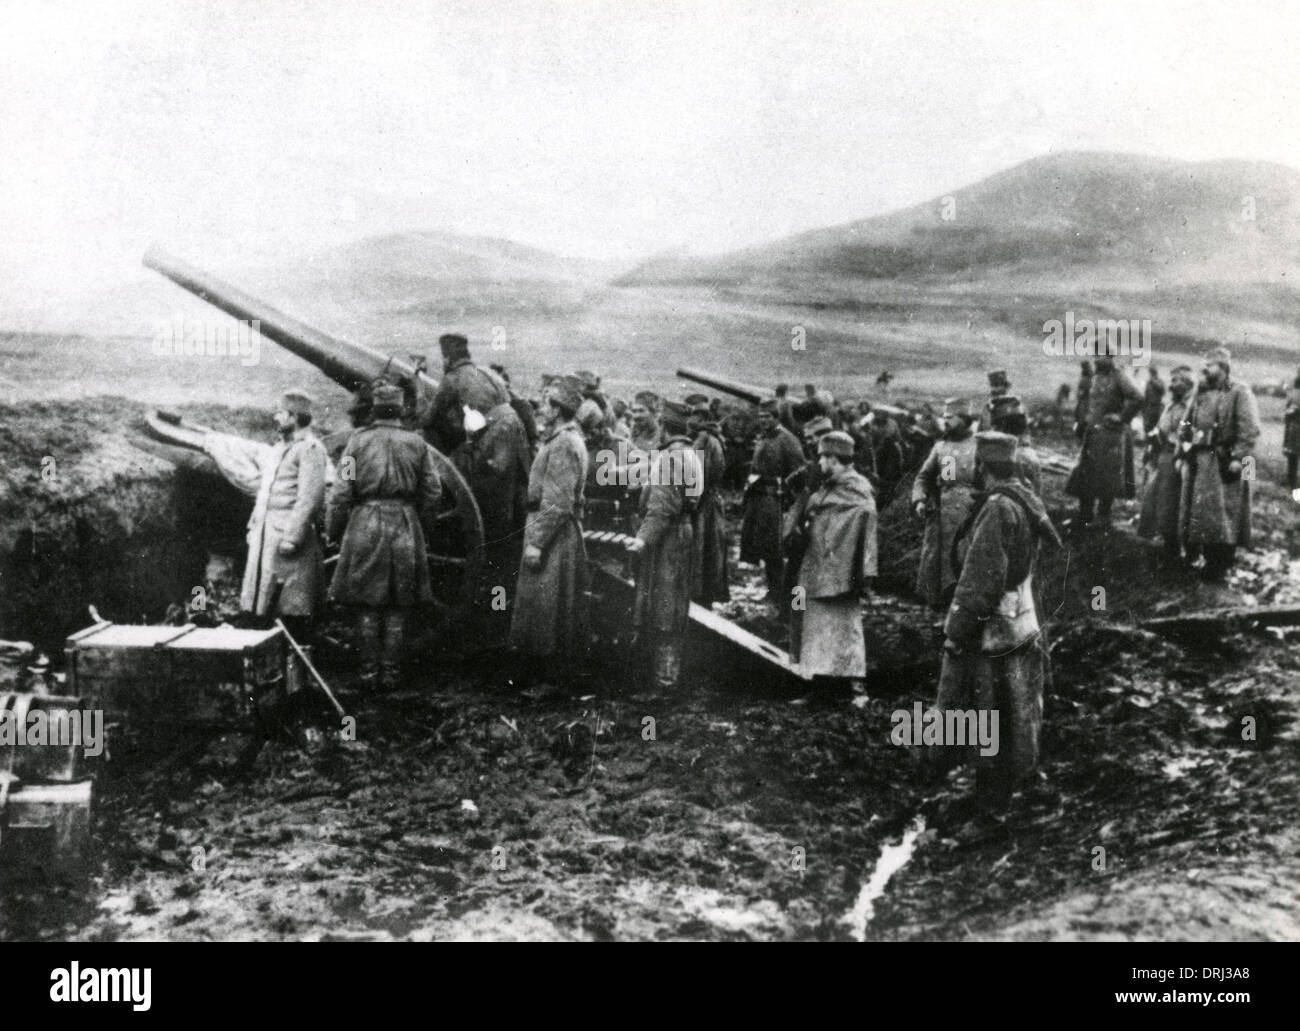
3 0 1299 314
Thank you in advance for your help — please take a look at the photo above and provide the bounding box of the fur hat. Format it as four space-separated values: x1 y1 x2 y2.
371 383 405 417
817 430 856 459
1205 346 1232 370
802 415 834 438
547 376 583 413
975 430 1018 464
439 333 470 360
576 398 605 431
633 390 662 413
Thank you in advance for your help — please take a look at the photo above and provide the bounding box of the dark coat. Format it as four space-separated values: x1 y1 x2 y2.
1178 379 1261 547
691 425 731 604
509 422 589 658
455 402 531 577
911 433 978 608
426 359 512 455
1138 396 1188 541
1283 386 1300 455
740 425 803 563
634 436 700 637
327 420 441 608
1066 366 1142 500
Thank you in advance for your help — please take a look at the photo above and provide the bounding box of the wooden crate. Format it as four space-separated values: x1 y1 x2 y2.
0 779 93 882
65 622 287 728
0 692 92 783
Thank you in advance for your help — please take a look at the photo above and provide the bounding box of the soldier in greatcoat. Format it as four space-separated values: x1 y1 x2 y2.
1177 348 1261 580
788 431 877 694
911 399 978 612
327 383 442 690
928 432 1059 826
509 377 590 690
1137 365 1194 563
1283 366 1300 489
740 399 804 601
424 333 531 605
1065 353 1142 530
240 389 328 641
625 402 701 690
687 398 731 606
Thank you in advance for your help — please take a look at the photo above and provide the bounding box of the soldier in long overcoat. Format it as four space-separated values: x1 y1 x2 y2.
241 389 328 637
424 333 531 606
1137 365 1193 561
788 431 877 691
688 399 731 606
509 377 590 688
1177 349 1261 580
625 402 700 690
328 383 443 689
1283 367 1300 489
1065 354 1142 529
740 400 804 600
929 432 1058 822
911 400 978 611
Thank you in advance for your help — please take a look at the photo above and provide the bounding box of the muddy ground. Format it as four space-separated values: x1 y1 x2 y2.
0 395 1298 941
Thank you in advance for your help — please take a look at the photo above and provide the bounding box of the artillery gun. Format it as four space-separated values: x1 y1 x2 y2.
137 249 798 678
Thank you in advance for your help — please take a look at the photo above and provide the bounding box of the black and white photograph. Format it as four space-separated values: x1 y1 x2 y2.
0 0 1296 958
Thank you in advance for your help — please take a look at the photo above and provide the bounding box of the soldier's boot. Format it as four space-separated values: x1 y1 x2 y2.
380 608 405 691
356 609 381 690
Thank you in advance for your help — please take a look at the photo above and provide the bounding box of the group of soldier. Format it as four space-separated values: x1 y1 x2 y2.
236 334 1268 823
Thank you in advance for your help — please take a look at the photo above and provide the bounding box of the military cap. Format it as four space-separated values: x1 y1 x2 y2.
988 393 1023 412
547 375 583 413
1205 346 1232 369
802 415 834 438
817 430 856 459
987 369 1010 387
942 396 973 417
974 430 1019 463
280 389 314 417
633 390 662 412
574 370 601 392
661 400 691 436
683 392 710 408
576 398 605 431
758 398 779 413
439 333 470 359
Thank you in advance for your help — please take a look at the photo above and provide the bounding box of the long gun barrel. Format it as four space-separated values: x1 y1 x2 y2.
143 245 435 393
676 367 771 405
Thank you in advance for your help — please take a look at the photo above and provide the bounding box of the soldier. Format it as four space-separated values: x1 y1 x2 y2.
1178 348 1261 580
793 383 837 426
510 376 590 691
780 414 835 591
987 394 1041 493
1065 352 1141 530
773 383 799 436
787 431 876 695
609 396 632 441
629 390 664 454
867 409 906 505
1141 365 1166 436
687 397 731 606
1283 366 1300 489
929 431 1058 827
578 397 634 534
1074 360 1093 440
741 399 804 601
981 370 1011 428
911 399 978 613
624 401 701 690
424 333 531 608
240 389 328 642
327 383 442 690
1138 365 1194 564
